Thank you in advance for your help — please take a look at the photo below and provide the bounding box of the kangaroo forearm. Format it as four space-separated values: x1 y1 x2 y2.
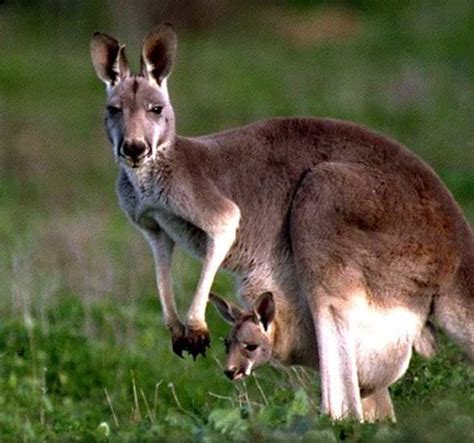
143 229 180 327
171 184 241 327
155 263 179 326
186 220 239 327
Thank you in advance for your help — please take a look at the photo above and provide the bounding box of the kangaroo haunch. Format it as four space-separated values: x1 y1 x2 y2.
90 24 474 422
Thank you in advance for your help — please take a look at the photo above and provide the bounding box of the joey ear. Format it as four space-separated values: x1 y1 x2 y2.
209 293 243 324
254 292 275 331
141 23 177 85
90 32 130 85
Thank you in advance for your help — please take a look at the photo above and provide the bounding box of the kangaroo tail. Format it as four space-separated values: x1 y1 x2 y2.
433 251 474 362
414 322 437 358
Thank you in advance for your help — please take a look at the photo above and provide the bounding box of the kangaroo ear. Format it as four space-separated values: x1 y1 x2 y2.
210 293 243 324
254 292 275 331
141 23 177 85
90 32 130 86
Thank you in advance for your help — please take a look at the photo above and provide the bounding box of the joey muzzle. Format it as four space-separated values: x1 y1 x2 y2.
224 366 246 380
224 361 253 380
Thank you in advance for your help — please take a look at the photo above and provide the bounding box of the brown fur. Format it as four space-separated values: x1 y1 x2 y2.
91 25 473 421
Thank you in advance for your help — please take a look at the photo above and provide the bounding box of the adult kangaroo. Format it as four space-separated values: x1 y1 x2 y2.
90 24 473 421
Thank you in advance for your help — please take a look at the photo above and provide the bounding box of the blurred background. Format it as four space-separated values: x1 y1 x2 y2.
0 1 473 440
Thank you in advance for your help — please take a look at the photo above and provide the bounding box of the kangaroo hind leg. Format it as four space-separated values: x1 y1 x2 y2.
290 163 380 421
313 292 364 420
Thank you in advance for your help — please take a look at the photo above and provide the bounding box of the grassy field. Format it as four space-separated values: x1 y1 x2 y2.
1 2 473 441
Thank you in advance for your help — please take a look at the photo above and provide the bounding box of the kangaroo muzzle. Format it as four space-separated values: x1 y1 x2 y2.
120 140 151 166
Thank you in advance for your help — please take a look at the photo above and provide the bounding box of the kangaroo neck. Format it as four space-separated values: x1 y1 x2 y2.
120 141 174 198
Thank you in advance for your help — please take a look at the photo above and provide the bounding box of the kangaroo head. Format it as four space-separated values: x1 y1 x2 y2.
90 24 177 168
210 292 275 381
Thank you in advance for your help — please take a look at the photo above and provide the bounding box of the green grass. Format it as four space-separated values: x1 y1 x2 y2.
1 1 473 441
0 295 472 441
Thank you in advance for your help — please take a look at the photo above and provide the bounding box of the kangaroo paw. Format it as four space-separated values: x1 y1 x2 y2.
185 324 211 360
170 324 187 358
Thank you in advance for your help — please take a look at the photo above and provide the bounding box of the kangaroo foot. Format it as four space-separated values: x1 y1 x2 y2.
184 323 211 360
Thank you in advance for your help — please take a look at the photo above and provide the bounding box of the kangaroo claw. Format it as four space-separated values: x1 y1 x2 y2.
185 325 211 360
170 323 210 359
170 324 188 358
172 336 188 358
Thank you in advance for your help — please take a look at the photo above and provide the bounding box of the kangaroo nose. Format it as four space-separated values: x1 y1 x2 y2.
121 141 149 161
224 367 238 380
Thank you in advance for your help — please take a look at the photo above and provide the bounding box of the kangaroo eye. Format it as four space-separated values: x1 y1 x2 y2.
244 344 258 352
150 105 163 115
107 105 121 115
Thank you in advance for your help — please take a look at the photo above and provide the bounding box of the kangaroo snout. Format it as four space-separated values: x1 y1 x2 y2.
120 140 150 164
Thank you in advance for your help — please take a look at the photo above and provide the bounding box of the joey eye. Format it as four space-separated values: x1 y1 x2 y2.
107 105 121 116
244 344 259 352
149 105 163 115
